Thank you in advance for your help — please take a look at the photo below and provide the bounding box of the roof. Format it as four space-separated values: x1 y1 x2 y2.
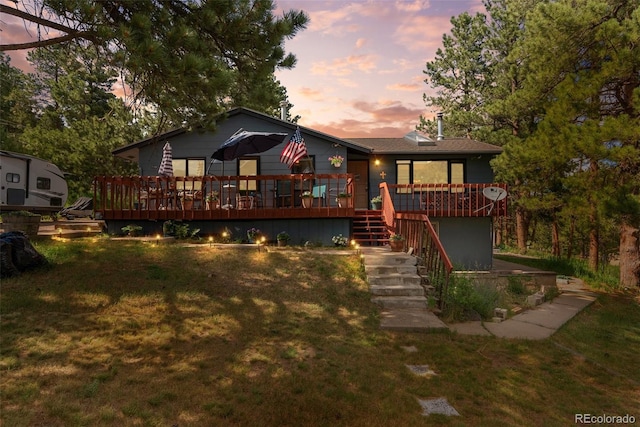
345 135 502 155
112 107 369 161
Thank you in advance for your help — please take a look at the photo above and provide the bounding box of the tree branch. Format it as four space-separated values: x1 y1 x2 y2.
0 31 96 51
0 4 98 51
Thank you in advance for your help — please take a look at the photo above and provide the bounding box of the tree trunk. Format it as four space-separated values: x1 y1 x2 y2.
567 216 575 259
552 218 561 258
619 221 640 288
516 206 530 253
588 203 599 272
494 217 503 247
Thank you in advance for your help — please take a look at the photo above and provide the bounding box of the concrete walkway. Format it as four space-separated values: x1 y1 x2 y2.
449 277 598 339
362 247 599 339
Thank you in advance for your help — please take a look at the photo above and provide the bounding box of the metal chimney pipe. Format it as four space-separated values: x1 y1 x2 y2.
280 101 288 121
436 112 444 141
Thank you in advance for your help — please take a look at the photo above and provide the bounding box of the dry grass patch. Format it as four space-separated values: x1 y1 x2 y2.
1 239 638 426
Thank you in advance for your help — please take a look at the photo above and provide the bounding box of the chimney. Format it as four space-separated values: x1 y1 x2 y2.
436 112 444 141
280 101 288 121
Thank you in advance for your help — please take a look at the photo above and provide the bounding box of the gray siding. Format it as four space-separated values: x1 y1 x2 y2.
137 115 349 177
436 217 493 270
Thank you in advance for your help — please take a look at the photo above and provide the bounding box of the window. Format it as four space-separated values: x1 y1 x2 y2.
172 158 205 190
37 177 51 190
414 161 448 184
396 160 411 193
238 157 259 191
6 173 20 183
396 159 466 192
291 156 315 174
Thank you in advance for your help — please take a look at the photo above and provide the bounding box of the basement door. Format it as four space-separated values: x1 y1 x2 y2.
347 160 369 209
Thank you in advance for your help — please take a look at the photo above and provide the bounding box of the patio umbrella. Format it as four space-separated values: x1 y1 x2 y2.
158 142 173 176
211 130 288 161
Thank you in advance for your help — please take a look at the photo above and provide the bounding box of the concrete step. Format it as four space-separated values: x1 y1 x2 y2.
365 264 418 275
370 283 425 296
367 273 422 287
380 308 448 331
363 254 417 266
371 295 428 309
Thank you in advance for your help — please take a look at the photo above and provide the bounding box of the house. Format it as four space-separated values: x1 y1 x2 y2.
100 107 505 269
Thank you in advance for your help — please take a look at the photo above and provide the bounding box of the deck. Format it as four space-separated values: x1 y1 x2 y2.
93 175 507 221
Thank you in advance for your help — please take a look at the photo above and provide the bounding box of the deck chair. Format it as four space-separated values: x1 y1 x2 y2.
60 197 93 218
236 194 254 210
275 180 292 207
312 185 327 206
328 178 353 206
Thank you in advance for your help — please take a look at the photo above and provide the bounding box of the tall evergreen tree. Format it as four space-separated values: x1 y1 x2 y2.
0 53 37 151
422 0 540 251
1 0 309 128
18 44 140 201
419 11 492 139
516 0 640 284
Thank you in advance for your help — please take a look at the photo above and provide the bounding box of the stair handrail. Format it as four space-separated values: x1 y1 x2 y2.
395 212 453 309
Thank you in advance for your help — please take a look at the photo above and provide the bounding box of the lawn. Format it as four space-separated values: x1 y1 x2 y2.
1 239 639 426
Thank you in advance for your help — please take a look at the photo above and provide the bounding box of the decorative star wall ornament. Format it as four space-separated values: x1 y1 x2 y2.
380 170 386 179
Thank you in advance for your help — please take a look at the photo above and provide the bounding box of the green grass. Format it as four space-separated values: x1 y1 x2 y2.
1 239 639 426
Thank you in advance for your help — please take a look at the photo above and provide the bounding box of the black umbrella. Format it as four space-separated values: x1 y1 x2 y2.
211 130 289 161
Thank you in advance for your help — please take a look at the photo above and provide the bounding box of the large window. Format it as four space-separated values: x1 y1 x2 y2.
396 160 465 191
173 158 205 190
238 157 259 191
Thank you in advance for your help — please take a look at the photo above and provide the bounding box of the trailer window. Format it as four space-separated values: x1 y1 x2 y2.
6 173 20 183
37 177 51 190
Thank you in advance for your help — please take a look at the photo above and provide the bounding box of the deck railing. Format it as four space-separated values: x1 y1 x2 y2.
387 183 507 217
93 174 355 220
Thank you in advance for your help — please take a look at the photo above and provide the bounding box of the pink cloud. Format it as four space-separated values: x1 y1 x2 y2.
310 54 378 76
395 0 431 13
392 15 452 53
387 82 420 91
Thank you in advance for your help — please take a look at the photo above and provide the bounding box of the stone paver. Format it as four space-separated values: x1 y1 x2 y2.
417 398 460 416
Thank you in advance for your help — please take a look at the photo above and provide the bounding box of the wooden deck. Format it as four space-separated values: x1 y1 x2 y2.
93 174 356 221
93 175 506 221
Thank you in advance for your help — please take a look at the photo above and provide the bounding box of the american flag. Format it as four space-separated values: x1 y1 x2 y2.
280 127 307 168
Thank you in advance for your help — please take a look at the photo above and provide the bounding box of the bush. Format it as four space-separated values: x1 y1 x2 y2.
443 276 500 321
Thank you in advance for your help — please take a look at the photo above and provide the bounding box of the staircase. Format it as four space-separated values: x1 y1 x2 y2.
38 219 106 238
362 247 447 331
353 210 389 246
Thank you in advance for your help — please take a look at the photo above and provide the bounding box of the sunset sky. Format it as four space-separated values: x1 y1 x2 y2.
2 0 485 138
274 0 485 137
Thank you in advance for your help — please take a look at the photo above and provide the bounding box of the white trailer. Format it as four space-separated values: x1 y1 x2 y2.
0 151 68 212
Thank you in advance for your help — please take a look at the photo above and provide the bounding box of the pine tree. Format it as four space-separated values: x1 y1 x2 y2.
1 0 309 127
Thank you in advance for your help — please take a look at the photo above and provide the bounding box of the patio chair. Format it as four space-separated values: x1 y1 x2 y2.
236 194 254 210
275 180 292 207
328 178 353 206
312 185 327 206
